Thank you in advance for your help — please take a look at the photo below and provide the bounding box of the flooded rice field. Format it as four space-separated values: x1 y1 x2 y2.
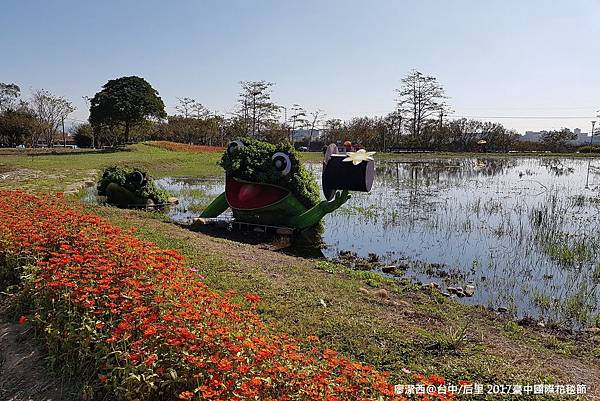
88 157 600 328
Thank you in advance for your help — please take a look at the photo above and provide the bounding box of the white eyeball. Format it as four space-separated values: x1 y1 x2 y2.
272 152 292 176
227 140 244 154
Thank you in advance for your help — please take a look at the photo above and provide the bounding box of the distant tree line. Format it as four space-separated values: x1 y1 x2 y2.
1 73 593 152
0 83 75 148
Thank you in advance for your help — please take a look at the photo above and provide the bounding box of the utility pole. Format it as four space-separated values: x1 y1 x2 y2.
252 92 257 136
585 119 596 189
243 98 248 135
62 116 66 147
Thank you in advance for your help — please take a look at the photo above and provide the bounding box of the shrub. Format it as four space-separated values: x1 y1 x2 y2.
97 165 169 204
577 145 600 154
146 141 225 153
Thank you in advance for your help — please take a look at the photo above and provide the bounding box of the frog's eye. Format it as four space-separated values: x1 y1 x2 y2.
272 152 292 176
130 171 146 186
227 140 244 155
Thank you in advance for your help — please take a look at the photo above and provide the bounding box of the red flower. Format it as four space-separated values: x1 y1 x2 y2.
430 374 446 385
245 294 261 303
18 316 27 325
145 354 158 366
178 391 194 400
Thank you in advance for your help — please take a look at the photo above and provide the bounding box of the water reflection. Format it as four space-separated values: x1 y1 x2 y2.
313 157 600 328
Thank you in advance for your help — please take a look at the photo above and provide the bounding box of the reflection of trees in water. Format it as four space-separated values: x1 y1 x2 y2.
538 158 575 176
311 158 600 327
377 158 517 189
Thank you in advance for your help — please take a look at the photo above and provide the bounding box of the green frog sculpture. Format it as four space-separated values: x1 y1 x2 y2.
198 138 375 230
97 166 171 208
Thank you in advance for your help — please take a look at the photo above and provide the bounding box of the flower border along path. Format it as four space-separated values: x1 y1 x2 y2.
0 190 449 401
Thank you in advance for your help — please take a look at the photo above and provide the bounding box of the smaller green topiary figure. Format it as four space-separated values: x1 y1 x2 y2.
97 166 169 208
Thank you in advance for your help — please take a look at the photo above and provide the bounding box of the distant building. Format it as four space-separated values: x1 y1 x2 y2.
519 128 600 145
520 131 547 142
570 128 590 145
292 129 321 142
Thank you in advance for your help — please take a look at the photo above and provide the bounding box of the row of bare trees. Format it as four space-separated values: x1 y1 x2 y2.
319 70 519 152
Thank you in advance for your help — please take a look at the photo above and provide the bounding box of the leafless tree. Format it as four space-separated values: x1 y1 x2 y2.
29 89 75 147
307 109 325 150
175 97 197 119
0 83 21 112
288 104 307 143
238 81 277 137
396 70 449 137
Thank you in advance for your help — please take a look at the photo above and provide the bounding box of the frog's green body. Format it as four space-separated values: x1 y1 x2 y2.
200 138 349 229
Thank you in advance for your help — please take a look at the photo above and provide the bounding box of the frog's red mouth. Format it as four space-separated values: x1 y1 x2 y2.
225 176 289 210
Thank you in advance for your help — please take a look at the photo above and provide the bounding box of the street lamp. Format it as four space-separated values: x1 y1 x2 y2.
278 105 290 141
585 119 597 188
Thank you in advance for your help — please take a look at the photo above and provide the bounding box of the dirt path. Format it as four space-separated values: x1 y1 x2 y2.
0 322 80 401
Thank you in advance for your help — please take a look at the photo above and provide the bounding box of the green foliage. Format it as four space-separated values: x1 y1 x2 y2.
97 166 169 204
542 128 577 152
219 137 320 209
0 108 37 147
89 76 166 143
422 322 470 354
72 122 94 148
503 321 524 337
578 145 600 154
541 335 575 354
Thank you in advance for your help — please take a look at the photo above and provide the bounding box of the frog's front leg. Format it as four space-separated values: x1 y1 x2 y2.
199 192 229 218
289 190 350 229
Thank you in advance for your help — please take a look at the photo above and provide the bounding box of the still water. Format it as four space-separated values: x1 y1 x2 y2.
89 157 600 328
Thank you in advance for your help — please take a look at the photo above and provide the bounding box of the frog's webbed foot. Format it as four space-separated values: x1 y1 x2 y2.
321 190 351 213
289 190 350 229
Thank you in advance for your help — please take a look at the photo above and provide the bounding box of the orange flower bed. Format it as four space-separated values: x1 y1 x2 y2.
0 191 451 401
147 141 225 153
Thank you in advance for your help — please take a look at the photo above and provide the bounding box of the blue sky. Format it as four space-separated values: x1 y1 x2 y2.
1 0 599 133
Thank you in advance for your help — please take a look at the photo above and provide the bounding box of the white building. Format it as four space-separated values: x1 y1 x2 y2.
519 128 599 145
292 129 321 142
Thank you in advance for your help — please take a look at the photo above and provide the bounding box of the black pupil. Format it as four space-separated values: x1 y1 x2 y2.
274 157 286 171
132 172 143 184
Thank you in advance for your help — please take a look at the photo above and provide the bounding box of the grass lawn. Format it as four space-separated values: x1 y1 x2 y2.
1 144 599 399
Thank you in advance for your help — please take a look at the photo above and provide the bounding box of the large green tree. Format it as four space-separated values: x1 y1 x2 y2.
542 128 577 152
89 76 166 144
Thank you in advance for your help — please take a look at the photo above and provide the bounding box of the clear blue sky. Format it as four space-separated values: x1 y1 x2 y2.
1 0 599 133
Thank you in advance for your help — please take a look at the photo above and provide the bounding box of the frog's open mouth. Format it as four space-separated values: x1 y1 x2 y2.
225 176 289 210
